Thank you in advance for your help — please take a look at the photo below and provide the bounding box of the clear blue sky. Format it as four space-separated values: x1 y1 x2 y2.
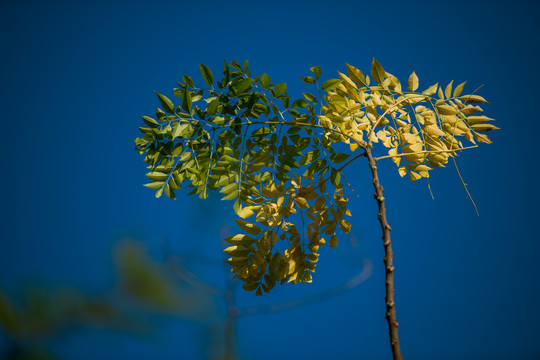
1 1 539 359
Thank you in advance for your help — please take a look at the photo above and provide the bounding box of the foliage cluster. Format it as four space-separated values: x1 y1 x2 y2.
135 59 496 295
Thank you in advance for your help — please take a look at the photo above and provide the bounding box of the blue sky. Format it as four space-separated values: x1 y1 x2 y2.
1 0 540 359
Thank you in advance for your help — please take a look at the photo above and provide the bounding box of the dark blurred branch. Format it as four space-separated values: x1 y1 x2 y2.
167 255 222 295
238 259 372 316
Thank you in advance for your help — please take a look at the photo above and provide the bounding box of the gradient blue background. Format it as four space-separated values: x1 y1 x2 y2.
1 0 539 359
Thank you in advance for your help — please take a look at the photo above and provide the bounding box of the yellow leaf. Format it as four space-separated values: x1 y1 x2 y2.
407 70 419 91
396 119 408 127
440 115 458 124
453 81 466 97
223 234 255 245
444 80 453 99
262 184 280 197
423 83 438 96
398 166 407 177
404 142 423 153
470 124 500 132
424 125 446 137
234 219 262 235
388 147 400 165
466 116 495 125
460 94 489 103
339 219 351 233
461 105 484 115
225 256 250 265
409 164 432 172
346 63 367 87
223 246 250 256
238 206 258 219
295 197 309 209
401 133 421 144
409 171 421 182
436 104 458 115
473 132 493 144
338 71 357 89
329 233 339 248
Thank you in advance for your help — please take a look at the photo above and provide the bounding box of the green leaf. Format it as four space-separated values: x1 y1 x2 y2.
371 58 386 84
172 123 182 139
275 83 287 95
220 182 237 194
180 152 192 161
142 116 159 128
154 91 175 114
199 64 214 86
330 152 350 163
321 79 341 91
182 75 194 88
223 60 231 85
144 181 165 189
291 99 308 108
206 99 219 115
164 184 176 199
300 149 319 165
221 190 239 201
330 168 340 186
236 78 254 93
242 60 250 74
282 94 290 108
259 73 271 88
181 88 192 113
146 172 168 181
300 76 316 84
243 282 259 291
310 66 321 80
229 60 242 71
407 70 419 91
302 92 317 102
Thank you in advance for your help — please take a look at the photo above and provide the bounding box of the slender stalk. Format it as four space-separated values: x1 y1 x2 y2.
364 145 404 360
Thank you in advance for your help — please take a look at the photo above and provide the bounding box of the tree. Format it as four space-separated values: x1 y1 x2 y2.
134 59 497 360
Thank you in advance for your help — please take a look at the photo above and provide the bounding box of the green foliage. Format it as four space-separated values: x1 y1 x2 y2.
135 59 495 295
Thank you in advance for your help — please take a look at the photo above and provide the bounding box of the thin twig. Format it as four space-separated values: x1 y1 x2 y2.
451 156 479 216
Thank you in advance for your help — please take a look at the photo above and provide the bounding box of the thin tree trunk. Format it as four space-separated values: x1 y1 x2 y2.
364 145 404 360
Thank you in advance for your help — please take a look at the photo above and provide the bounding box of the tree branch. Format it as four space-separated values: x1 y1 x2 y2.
364 145 404 360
